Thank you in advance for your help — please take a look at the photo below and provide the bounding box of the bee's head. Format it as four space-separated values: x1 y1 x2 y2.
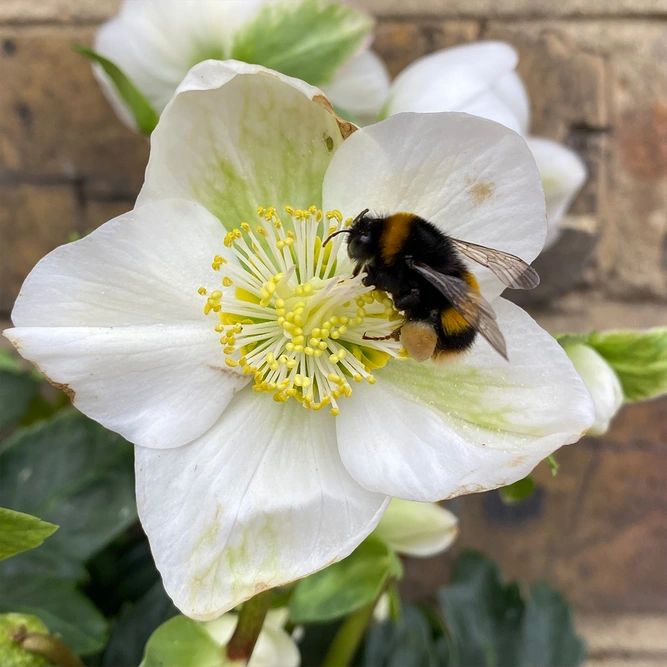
325 209 379 262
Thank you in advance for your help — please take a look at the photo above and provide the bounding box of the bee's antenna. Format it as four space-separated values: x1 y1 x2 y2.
353 208 370 224
323 229 351 245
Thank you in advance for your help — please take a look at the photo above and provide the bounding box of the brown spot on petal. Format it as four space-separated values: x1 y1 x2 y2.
52 381 75 401
507 455 527 468
29 361 76 401
467 180 495 205
253 582 270 595
313 94 357 140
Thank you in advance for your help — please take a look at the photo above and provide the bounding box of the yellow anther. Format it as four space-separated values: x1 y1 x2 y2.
222 277 233 287
330 407 340 416
224 346 235 354
241 222 251 232
353 374 363 383
294 345 304 353
275 298 285 308
367 375 377 384
305 347 314 355
198 287 207 295
286 342 295 352
329 353 340 364
318 341 328 350
287 359 297 369
225 358 239 368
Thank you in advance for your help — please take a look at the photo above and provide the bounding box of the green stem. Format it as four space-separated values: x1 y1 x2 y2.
18 633 84 667
225 588 274 664
322 602 375 667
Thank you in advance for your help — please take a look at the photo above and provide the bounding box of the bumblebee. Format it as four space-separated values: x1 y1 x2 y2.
326 209 540 362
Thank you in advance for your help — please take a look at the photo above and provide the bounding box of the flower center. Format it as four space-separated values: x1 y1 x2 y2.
199 205 406 415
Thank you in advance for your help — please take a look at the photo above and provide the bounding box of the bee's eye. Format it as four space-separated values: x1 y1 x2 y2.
359 234 371 245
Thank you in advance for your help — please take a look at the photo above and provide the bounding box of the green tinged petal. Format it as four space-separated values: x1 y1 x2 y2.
231 0 373 86
73 44 159 135
0 509 57 562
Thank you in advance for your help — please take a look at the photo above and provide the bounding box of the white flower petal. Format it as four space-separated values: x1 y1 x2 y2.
383 42 518 118
493 70 531 135
374 499 458 557
136 388 388 619
527 137 587 248
565 343 624 436
137 60 347 228
321 49 390 126
5 200 246 449
322 112 546 300
457 90 525 135
336 299 594 501
94 0 263 119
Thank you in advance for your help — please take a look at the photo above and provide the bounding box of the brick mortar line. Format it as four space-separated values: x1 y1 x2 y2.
0 13 666 28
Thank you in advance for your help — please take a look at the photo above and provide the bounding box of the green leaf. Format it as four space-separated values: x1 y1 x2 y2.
0 410 136 571
230 0 373 86
289 537 402 623
0 352 40 431
518 582 586 667
0 573 108 656
364 605 439 667
72 44 159 135
140 615 221 667
0 508 57 561
499 476 536 505
103 582 178 667
439 550 524 667
586 328 667 402
438 550 585 667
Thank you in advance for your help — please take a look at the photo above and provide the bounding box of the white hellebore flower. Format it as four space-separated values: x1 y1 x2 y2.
565 343 624 436
94 0 389 129
382 41 588 247
5 61 594 619
374 499 458 558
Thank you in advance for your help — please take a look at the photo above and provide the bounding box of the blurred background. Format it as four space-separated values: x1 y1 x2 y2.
1 1 665 665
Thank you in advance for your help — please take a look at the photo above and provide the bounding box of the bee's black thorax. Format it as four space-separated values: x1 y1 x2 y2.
347 211 478 359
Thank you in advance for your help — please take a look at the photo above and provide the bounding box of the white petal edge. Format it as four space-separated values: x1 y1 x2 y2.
5 199 247 449
322 112 546 300
527 137 587 248
137 59 347 227
321 49 390 126
373 499 459 557
336 299 594 501
136 388 389 620
383 42 518 118
565 343 623 436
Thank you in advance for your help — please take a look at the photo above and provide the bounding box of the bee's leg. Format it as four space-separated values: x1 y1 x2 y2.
363 327 402 342
352 262 365 278
394 288 421 311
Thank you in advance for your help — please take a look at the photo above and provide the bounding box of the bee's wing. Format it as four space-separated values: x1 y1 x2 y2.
449 238 540 290
408 260 508 360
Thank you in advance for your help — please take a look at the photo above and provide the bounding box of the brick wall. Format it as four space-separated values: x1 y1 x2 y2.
1 0 666 656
